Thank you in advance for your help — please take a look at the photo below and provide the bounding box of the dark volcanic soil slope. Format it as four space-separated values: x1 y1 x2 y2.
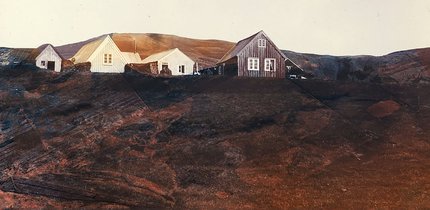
283 48 430 84
0 68 430 209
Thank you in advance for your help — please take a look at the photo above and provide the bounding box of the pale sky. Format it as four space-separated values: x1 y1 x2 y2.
1 0 430 56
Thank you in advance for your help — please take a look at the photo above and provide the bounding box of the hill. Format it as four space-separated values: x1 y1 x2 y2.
55 33 430 83
56 33 235 69
1 32 427 84
283 47 430 84
0 68 430 208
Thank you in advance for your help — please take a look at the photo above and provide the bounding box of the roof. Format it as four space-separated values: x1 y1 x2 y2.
122 52 142 63
9 48 35 63
35 44 65 61
141 48 178 63
70 36 106 63
217 30 288 64
26 44 51 61
218 32 260 63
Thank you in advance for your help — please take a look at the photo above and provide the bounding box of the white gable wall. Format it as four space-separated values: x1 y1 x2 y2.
88 36 127 73
35 45 62 72
157 49 195 75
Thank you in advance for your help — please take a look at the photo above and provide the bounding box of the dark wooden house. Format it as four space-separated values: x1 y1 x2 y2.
217 30 294 78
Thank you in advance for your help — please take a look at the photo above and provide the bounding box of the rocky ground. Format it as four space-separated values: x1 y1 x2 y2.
284 47 430 84
0 67 430 209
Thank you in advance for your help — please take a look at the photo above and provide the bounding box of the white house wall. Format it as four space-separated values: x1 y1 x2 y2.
157 51 195 75
88 39 126 73
36 46 62 72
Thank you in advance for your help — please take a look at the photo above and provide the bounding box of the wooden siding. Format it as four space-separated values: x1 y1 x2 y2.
220 57 239 76
88 39 127 73
237 33 286 78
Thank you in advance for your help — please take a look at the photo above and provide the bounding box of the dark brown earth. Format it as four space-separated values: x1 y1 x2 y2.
1 67 430 209
283 47 430 84
367 100 401 118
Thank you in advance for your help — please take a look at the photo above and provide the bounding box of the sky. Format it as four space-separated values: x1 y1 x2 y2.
1 0 430 56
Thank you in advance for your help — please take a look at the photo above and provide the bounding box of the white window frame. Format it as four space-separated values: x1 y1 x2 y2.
258 39 266 48
248 57 259 71
103 53 113 66
41 61 46 66
264 58 276 71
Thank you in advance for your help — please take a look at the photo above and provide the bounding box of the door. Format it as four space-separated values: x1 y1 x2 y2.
47 61 55 70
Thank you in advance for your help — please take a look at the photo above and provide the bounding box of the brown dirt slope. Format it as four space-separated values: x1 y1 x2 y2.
1 68 430 209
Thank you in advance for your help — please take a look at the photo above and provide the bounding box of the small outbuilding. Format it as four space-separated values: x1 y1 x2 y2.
141 48 195 76
35 44 64 72
70 35 128 73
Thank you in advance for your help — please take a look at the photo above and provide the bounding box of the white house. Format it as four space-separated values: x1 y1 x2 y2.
70 35 128 73
142 48 195 75
35 44 63 72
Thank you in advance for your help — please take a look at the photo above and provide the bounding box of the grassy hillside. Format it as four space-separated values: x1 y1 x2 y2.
1 68 430 208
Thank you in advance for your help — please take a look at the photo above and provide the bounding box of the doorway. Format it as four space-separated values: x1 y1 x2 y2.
47 61 55 71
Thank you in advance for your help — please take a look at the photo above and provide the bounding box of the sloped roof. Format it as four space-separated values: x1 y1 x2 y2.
26 44 50 61
9 48 35 63
122 52 142 63
56 35 107 59
36 44 65 60
71 36 105 63
141 48 178 63
217 31 260 63
217 30 288 64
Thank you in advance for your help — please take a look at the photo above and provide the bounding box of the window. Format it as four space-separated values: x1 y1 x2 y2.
41 61 46 66
258 39 266 48
248 58 259 71
264 58 276 71
103 54 113 65
179 65 185 73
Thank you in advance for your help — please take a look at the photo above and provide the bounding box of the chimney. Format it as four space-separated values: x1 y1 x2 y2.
134 38 137 53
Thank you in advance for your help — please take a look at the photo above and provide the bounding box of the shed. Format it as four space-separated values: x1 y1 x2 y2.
142 48 195 76
217 30 293 78
70 35 128 73
35 44 64 72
